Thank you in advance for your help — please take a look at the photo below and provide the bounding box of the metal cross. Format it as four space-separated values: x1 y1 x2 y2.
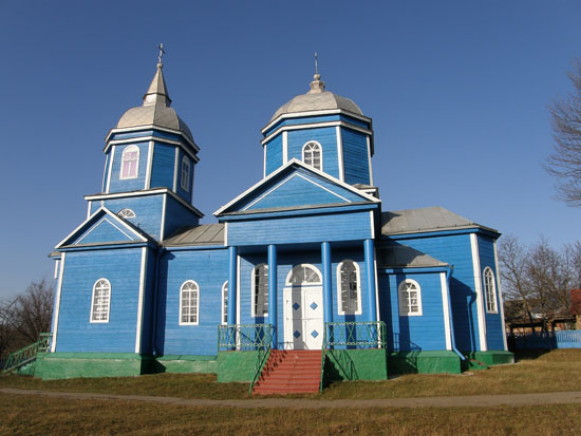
158 43 166 64
314 52 319 75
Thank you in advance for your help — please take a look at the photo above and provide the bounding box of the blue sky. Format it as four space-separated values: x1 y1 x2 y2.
0 0 579 300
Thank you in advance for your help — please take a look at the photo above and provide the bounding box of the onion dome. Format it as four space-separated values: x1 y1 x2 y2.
270 73 363 121
116 62 194 141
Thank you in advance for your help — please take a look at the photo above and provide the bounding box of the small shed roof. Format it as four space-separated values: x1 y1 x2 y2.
164 223 225 246
378 244 448 268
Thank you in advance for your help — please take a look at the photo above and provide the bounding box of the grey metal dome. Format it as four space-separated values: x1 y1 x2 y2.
270 74 363 121
116 63 194 142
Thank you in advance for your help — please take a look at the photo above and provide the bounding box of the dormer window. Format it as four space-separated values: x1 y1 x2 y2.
120 145 139 179
302 141 322 170
180 156 190 191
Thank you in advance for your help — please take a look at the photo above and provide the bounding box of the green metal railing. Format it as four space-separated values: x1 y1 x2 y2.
217 324 274 394
320 321 386 391
1 333 52 375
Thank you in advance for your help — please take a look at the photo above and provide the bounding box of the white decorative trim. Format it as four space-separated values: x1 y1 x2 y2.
160 195 167 241
89 278 112 323
263 141 267 179
86 201 92 220
221 281 228 325
494 241 509 351
336 260 362 315
135 247 147 353
172 148 179 192
215 158 379 215
50 253 66 352
470 233 487 351
105 146 115 193
75 217 136 245
145 141 154 189
236 255 241 327
285 264 323 285
224 222 228 246
367 136 374 185
261 120 372 146
440 272 452 350
369 211 375 239
106 125 199 153
282 131 288 164
483 266 499 314
302 140 323 171
53 259 60 280
398 279 423 316
179 280 200 325
336 126 344 181
262 108 371 133
119 145 140 180
373 256 380 323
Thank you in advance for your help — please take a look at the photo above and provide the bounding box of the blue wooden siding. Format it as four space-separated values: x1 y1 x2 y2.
101 154 111 192
163 196 200 238
478 235 505 350
55 248 143 353
263 114 370 137
287 127 339 178
90 195 165 240
175 150 192 202
150 143 175 190
74 218 134 245
388 233 481 352
382 272 447 351
341 128 371 185
108 142 149 193
228 211 372 246
265 134 283 175
156 248 229 356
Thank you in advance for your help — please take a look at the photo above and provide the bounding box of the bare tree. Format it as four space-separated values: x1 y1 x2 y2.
546 60 581 207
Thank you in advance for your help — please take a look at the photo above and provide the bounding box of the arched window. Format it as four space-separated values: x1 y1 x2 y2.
302 141 322 170
91 279 111 323
252 264 268 317
483 267 498 313
120 145 139 179
398 279 422 316
286 264 322 286
117 208 136 219
180 155 191 191
337 260 361 315
180 280 199 325
222 281 228 325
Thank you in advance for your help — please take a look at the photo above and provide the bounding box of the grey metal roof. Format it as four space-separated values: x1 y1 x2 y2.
378 244 448 268
381 206 498 236
270 74 363 121
164 223 225 246
116 62 194 142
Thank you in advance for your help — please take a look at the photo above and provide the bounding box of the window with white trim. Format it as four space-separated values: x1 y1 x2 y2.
179 280 199 325
222 281 228 325
398 279 422 316
483 267 498 313
117 208 136 219
91 279 111 323
337 260 361 315
302 141 322 170
180 155 191 191
252 264 268 317
120 145 139 179
286 264 322 286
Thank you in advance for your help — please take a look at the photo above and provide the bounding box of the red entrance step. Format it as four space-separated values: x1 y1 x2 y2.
252 350 322 395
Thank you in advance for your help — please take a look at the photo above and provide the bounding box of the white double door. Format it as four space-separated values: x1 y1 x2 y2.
283 285 324 350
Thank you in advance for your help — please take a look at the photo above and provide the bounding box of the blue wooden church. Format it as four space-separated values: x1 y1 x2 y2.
38 58 512 387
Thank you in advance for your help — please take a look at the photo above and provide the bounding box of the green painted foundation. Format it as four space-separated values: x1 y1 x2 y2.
155 355 217 374
35 353 147 380
465 350 514 367
217 351 261 382
324 349 388 381
388 350 462 375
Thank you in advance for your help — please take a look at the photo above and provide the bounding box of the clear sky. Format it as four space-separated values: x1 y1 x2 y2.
0 0 579 300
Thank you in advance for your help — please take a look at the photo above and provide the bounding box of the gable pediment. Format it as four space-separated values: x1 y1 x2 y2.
215 159 379 216
56 207 150 248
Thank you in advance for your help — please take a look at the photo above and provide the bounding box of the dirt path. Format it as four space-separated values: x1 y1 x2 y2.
1 388 580 408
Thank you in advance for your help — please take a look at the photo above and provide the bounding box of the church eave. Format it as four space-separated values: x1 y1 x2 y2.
105 125 199 154
262 108 371 136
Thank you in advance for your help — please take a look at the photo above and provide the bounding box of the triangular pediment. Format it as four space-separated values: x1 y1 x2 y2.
56 207 150 248
215 159 379 216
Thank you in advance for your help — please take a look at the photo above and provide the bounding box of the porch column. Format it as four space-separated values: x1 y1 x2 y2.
321 241 333 324
227 246 238 326
364 239 378 322
268 244 278 348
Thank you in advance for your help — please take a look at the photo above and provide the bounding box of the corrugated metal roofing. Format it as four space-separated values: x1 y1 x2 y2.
381 206 498 236
164 223 225 246
378 244 448 268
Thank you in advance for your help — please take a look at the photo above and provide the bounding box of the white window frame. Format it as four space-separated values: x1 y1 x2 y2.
285 264 322 286
117 208 136 219
180 155 190 191
90 278 111 323
398 279 423 316
302 141 322 170
337 260 362 315
120 145 139 180
483 267 498 313
251 264 269 318
221 281 228 325
179 280 200 325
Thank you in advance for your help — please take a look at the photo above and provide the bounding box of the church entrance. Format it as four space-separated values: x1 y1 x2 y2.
283 264 324 350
